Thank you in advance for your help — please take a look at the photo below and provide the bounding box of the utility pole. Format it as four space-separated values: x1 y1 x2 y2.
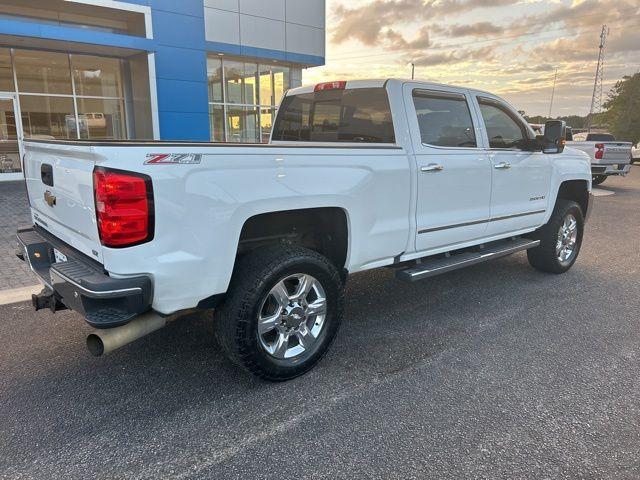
411 62 415 80
587 25 609 132
548 68 558 118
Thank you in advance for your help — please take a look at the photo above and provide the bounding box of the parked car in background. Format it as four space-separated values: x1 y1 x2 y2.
567 132 633 185
17 79 592 381
632 143 639 164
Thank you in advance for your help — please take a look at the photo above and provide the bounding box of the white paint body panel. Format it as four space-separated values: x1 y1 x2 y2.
566 141 632 166
23 79 592 315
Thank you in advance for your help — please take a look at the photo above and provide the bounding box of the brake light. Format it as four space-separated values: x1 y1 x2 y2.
595 143 604 160
314 81 347 92
93 168 154 248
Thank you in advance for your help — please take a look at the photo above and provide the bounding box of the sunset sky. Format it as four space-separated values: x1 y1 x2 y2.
303 0 640 117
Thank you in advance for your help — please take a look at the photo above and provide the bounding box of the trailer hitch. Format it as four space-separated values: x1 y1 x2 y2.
32 288 67 313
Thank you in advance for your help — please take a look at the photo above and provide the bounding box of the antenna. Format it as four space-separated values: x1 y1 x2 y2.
548 68 558 118
587 25 609 132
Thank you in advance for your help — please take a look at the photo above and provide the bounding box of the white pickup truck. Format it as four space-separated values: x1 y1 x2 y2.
566 132 633 185
17 79 593 381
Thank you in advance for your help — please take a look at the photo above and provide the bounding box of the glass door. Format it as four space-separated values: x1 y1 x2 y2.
0 95 23 182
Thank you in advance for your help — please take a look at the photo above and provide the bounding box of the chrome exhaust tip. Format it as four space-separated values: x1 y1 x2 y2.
86 311 168 357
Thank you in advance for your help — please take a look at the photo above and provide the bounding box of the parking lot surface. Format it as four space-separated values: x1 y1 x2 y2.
0 181 33 290
1 168 639 479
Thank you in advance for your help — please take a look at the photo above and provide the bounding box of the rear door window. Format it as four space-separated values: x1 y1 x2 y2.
412 90 477 148
272 87 395 143
586 133 615 141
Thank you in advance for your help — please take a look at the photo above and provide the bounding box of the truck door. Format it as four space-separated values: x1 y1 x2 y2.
473 96 551 237
403 84 492 252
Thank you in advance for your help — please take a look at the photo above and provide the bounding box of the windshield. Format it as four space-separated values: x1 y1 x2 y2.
271 87 395 143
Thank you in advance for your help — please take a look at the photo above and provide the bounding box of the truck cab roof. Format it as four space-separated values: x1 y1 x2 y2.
286 78 496 98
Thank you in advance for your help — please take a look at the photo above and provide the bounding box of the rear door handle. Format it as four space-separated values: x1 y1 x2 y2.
494 162 511 170
421 163 444 172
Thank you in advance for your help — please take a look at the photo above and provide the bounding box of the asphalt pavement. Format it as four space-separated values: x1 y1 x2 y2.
1 168 639 479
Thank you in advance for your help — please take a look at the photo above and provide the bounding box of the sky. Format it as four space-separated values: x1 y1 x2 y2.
302 0 640 117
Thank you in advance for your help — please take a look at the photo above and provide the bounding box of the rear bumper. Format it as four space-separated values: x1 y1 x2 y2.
592 164 631 176
16 226 152 328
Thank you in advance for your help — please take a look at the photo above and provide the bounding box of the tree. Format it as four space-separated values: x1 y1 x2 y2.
603 73 640 144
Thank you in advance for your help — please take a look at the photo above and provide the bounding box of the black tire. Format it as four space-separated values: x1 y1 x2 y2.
527 199 584 274
592 175 607 186
214 245 344 381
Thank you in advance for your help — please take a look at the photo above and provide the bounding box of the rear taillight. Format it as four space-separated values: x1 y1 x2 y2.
93 168 154 248
314 81 347 92
594 143 604 159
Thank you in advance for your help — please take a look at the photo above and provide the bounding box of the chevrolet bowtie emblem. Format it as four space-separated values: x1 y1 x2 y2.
44 190 56 207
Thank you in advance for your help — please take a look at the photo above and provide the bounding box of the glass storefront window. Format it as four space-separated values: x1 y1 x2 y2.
259 65 273 106
0 49 14 92
244 63 258 105
72 55 122 98
209 104 224 142
19 95 75 139
0 98 20 174
76 97 125 139
273 66 290 105
14 50 72 95
226 106 258 143
225 61 258 105
209 56 296 143
260 107 273 143
207 57 223 103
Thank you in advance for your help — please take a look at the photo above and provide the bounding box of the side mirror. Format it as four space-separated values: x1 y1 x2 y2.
542 120 566 154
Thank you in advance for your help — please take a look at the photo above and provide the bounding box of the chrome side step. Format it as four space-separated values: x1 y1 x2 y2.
396 238 540 282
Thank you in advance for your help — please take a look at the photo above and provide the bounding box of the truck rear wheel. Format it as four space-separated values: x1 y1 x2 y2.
214 245 344 381
592 175 607 186
527 199 584 274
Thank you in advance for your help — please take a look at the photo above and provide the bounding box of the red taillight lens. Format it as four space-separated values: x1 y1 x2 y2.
314 81 347 92
93 168 153 248
595 143 604 159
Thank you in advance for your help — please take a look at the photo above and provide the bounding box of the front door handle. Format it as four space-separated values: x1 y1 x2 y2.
421 163 444 172
494 162 511 170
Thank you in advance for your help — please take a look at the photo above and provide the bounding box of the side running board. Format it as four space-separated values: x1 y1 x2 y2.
396 238 540 282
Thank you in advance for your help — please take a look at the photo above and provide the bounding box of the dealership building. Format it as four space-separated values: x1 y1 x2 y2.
0 0 326 181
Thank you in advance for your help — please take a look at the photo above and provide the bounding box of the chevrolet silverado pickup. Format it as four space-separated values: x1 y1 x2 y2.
17 79 593 381
566 132 633 185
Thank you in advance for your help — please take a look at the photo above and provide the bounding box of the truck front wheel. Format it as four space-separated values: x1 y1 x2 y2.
527 199 584 274
214 245 344 381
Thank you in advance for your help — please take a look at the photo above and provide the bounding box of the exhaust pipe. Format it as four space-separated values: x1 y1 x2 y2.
86 311 168 357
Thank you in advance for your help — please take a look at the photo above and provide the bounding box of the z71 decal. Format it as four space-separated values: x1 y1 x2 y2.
145 153 203 165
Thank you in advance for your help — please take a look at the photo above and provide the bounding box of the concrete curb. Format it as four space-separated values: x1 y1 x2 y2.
0 285 42 306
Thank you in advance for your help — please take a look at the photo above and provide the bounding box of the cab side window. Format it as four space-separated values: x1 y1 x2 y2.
478 98 529 149
412 90 477 148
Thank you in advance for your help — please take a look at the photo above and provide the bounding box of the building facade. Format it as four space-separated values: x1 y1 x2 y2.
0 0 326 181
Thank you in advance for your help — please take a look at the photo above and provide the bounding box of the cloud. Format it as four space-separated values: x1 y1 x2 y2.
331 0 519 45
445 21 505 37
411 45 495 66
318 0 640 115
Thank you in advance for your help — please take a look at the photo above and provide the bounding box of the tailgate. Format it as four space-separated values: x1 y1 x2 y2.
602 142 632 164
23 141 103 263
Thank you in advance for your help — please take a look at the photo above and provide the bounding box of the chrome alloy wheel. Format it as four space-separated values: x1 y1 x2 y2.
257 274 328 360
556 213 578 263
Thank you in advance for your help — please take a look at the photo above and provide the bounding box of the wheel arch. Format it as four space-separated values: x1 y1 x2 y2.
236 207 350 273
556 179 590 217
